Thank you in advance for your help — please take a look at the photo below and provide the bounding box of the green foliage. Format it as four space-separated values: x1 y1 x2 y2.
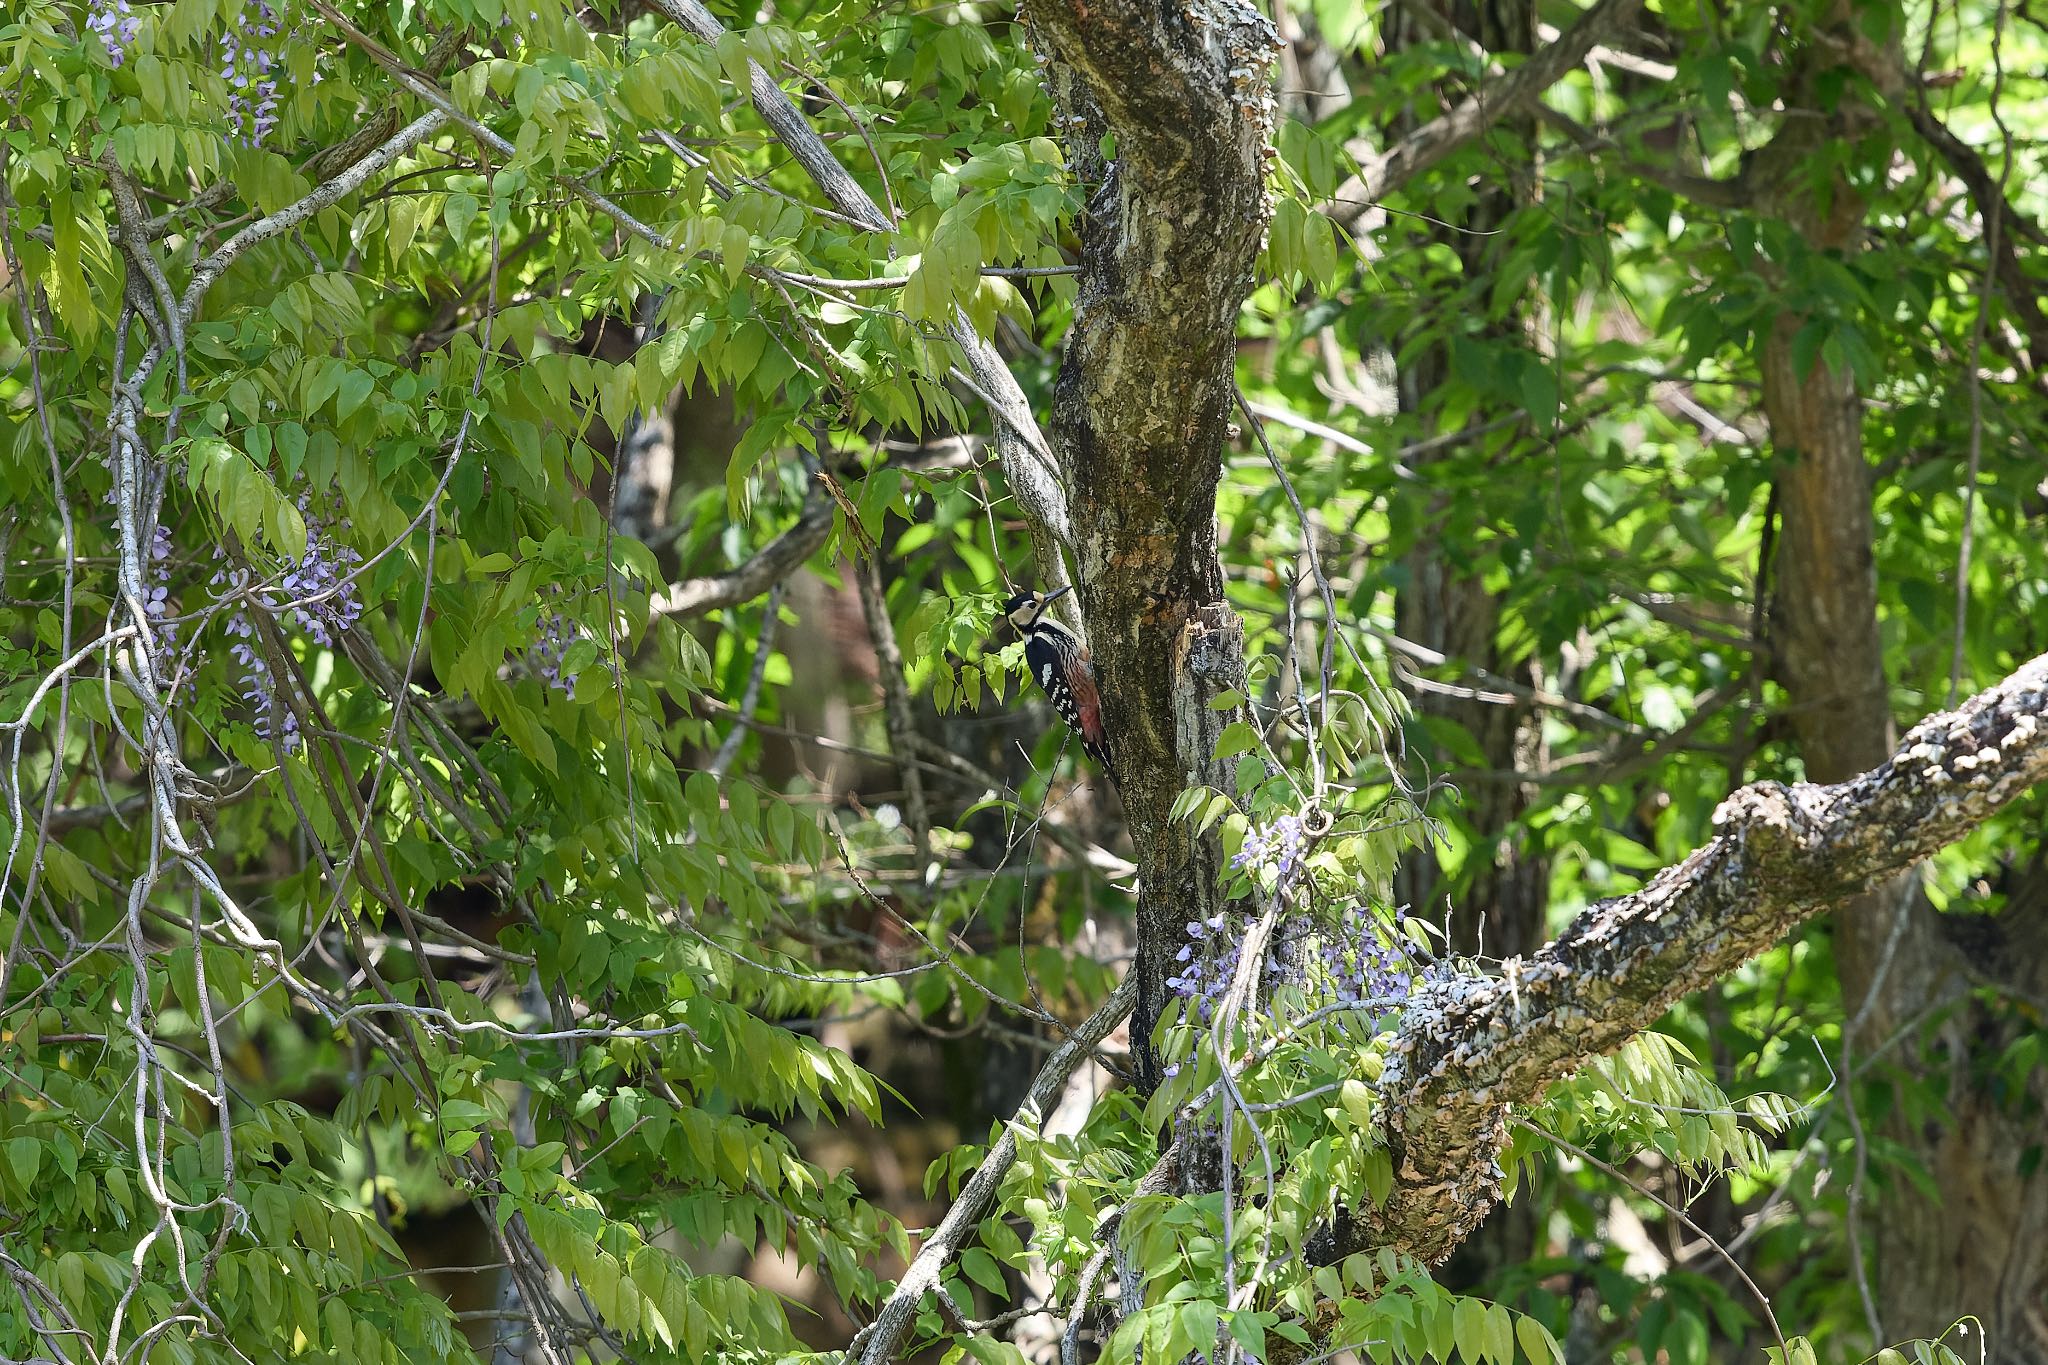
3 0 2044 1360
4 0 1063 1355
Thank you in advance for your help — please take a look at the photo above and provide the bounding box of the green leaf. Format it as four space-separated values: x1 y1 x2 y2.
3 1136 40 1189
1272 1317 1312 1346
1214 721 1260 760
444 191 480 238
269 493 309 563
722 222 752 287
1516 1313 1563 1364
45 193 100 345
336 369 375 421
1227 1310 1267 1361
1338 1079 1373 1128
1177 1300 1219 1357
1482 1303 1515 1365
960 1247 1007 1297
1453 1294 1487 1364
1361 1144 1393 1209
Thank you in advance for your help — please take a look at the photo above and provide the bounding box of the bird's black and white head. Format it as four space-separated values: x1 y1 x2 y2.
1003 585 1070 632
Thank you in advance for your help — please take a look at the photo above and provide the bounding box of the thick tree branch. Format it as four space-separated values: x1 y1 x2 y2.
183 109 448 318
1899 103 2048 369
1820 36 2048 372
1321 650 2048 1264
1540 108 1753 210
1328 0 1646 228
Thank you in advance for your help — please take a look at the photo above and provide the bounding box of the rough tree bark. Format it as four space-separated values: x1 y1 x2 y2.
1025 0 1282 1091
1315 651 2048 1267
1753 33 2048 1361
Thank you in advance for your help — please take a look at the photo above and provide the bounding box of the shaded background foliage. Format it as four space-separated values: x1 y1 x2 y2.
2 0 2046 1360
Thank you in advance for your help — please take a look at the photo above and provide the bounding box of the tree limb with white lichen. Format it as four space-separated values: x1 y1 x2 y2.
1317 651 2048 1266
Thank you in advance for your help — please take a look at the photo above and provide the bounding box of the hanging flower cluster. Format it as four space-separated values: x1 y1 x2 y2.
87 0 141 65
218 595 299 751
1171 810 1310 1023
211 505 364 754
1169 812 1416 1035
1231 811 1305 883
530 610 580 696
276 502 364 646
1165 909 1250 1025
1316 904 1415 1015
1168 814 1310 1023
219 0 307 146
88 0 315 141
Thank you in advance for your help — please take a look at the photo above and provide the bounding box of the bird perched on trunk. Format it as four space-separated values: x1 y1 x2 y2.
1003 586 1114 783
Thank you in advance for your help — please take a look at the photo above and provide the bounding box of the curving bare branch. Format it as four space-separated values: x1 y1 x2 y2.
848 975 1139 1365
652 487 834 619
1327 0 1646 228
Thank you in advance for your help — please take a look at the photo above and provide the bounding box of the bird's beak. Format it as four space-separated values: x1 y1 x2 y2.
1042 585 1073 605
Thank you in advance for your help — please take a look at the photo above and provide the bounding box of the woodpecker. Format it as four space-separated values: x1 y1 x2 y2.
1004 585 1114 782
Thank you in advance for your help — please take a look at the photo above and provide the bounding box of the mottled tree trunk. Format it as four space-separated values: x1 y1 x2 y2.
1028 2 1280 1090
1769 305 2048 1365
1756 41 2048 1361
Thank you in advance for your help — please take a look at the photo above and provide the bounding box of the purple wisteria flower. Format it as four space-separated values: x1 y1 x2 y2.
218 591 300 752
530 610 579 696
221 0 294 146
1231 812 1306 883
1318 904 1414 1015
1168 811 1417 1067
277 501 363 646
1165 909 1248 1025
207 501 362 754
1168 814 1312 1026
144 523 177 652
87 0 141 65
